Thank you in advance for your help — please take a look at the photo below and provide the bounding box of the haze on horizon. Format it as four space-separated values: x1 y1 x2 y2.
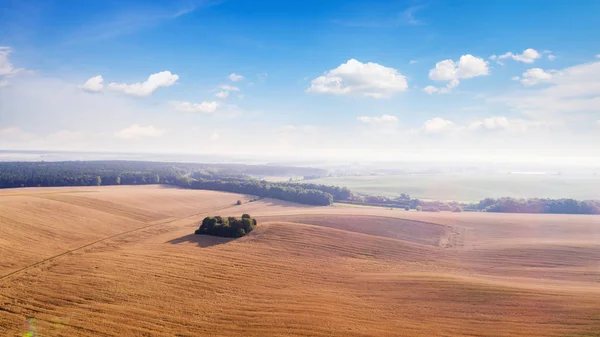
1 0 599 165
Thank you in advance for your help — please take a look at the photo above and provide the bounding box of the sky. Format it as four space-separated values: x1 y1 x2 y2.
0 0 599 163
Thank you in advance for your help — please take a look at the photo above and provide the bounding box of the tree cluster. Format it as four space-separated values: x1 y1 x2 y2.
194 214 257 238
288 183 352 201
183 179 334 206
347 193 419 209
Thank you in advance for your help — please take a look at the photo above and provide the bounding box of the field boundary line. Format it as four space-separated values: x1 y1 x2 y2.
0 203 240 283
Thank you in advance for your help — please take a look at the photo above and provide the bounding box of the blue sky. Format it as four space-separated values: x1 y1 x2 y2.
1 0 599 162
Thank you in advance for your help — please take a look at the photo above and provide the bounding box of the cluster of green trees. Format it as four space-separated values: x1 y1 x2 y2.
194 214 257 237
475 197 600 214
289 183 352 201
179 178 334 206
346 193 419 209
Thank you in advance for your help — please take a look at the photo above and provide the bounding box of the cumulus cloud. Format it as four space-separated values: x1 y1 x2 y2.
170 101 219 113
547 54 556 61
409 60 417 64
429 55 489 81
108 71 178 97
426 54 489 93
418 116 540 135
80 75 104 93
215 90 229 99
357 114 398 124
493 60 600 119
307 59 408 98
0 46 28 87
0 47 25 77
423 117 457 133
497 48 541 64
520 68 553 86
511 76 520 81
423 85 438 95
228 73 243 82
468 116 540 132
114 124 165 139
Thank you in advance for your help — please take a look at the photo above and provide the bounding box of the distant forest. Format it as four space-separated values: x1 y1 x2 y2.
0 161 598 214
0 161 336 206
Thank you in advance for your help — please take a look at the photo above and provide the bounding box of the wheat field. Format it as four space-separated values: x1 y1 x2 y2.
1 185 599 336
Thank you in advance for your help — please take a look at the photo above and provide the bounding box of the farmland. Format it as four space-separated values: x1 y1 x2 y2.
308 173 600 202
1 185 600 336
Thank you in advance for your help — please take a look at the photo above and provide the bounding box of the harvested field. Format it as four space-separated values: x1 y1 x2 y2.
1 186 600 336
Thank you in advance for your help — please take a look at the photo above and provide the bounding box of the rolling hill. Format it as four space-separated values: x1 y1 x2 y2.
1 185 599 336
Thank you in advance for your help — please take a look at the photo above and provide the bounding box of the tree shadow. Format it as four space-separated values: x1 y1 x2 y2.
166 233 235 248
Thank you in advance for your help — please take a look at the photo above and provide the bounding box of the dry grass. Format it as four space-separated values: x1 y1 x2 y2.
1 186 600 336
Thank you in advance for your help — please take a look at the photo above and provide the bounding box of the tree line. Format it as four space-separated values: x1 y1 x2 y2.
474 197 600 215
0 161 598 214
177 178 334 206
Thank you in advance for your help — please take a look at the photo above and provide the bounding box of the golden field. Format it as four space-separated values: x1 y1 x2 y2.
1 185 600 336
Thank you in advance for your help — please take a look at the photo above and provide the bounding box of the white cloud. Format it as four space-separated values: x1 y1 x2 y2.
418 116 541 135
210 131 219 141
114 124 165 139
108 71 178 97
520 68 553 86
307 59 408 98
228 73 244 82
429 55 489 81
219 84 240 91
357 114 398 124
409 60 417 64
497 48 541 64
489 55 497 60
170 101 219 113
426 54 488 93
423 85 438 95
468 116 539 133
596 54 600 59
80 75 104 93
423 117 457 133
0 47 25 77
547 54 556 61
0 47 29 87
511 76 520 81
494 60 600 119
215 90 229 99
215 85 240 100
